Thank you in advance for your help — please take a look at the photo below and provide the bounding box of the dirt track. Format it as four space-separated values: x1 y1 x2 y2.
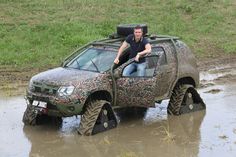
0 57 236 157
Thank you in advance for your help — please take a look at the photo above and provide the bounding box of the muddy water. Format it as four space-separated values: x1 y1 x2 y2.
1 64 236 157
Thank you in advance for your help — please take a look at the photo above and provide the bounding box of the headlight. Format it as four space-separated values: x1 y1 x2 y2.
57 85 75 96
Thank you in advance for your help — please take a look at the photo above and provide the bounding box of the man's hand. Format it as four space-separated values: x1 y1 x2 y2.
114 57 119 64
135 53 140 62
136 44 151 61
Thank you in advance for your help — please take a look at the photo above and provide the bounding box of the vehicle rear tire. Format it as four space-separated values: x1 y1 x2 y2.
117 24 148 36
78 100 117 136
167 84 205 115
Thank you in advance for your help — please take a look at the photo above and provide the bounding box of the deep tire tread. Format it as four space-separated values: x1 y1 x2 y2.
167 84 189 115
22 105 37 125
168 84 205 115
78 100 107 136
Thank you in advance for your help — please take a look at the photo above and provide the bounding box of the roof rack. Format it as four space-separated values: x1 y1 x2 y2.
154 34 179 38
149 34 179 40
92 42 121 47
92 34 180 48
107 33 179 40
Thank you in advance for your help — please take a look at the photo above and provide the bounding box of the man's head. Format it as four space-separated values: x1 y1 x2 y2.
133 25 143 40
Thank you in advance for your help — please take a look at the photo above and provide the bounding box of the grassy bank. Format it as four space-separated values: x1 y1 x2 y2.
0 0 235 68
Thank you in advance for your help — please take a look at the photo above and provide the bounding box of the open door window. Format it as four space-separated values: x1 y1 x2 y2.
121 56 159 77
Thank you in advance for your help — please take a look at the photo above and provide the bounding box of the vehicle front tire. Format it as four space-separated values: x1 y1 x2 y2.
22 105 62 125
78 100 117 136
22 105 38 125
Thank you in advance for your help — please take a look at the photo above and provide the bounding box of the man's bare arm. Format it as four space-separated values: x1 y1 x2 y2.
138 43 152 56
114 41 128 64
134 43 152 62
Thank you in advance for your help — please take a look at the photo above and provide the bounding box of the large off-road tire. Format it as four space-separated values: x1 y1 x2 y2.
167 84 205 115
23 105 62 125
117 24 148 36
78 100 117 136
23 105 38 125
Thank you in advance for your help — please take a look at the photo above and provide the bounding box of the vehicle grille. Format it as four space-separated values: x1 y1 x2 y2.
32 83 59 96
32 95 50 102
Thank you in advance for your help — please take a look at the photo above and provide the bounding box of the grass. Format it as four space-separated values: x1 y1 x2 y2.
0 0 235 69
159 125 176 142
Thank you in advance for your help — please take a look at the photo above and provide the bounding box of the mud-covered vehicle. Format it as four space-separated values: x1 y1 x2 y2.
23 24 205 135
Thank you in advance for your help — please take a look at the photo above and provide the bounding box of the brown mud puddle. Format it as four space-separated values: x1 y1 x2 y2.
1 61 236 157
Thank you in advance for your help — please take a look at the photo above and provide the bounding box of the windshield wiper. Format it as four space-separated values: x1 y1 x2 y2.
90 59 99 72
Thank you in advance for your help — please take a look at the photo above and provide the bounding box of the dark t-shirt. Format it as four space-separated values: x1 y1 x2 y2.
125 34 149 63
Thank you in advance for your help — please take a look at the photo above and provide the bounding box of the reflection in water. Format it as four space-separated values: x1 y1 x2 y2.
23 108 206 157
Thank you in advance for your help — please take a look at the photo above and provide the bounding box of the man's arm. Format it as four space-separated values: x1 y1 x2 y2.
114 41 129 64
135 43 152 62
138 43 152 56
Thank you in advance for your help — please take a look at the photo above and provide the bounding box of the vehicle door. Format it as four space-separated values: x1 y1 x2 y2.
155 46 176 98
115 55 159 107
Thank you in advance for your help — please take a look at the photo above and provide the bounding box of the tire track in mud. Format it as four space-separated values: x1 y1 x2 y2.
199 61 236 94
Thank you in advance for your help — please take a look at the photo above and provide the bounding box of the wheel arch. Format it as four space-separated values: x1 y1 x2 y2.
176 77 197 87
168 76 197 98
82 90 113 114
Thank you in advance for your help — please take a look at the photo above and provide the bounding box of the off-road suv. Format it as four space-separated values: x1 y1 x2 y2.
23 24 205 135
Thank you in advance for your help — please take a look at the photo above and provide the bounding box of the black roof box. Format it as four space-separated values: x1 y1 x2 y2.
117 24 148 36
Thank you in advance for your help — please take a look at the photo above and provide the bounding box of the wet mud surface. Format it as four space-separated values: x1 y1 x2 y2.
1 61 236 157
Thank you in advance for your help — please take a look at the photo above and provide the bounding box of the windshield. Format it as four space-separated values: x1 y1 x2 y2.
66 48 117 72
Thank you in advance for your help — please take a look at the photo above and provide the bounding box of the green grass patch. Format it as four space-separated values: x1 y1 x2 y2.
0 0 235 68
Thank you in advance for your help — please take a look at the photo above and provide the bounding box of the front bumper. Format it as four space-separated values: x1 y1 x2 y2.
26 90 84 117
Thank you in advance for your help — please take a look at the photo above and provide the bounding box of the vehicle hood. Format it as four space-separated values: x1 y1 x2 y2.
31 67 102 86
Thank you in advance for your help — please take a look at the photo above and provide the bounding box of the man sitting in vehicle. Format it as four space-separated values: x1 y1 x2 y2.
114 25 152 76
